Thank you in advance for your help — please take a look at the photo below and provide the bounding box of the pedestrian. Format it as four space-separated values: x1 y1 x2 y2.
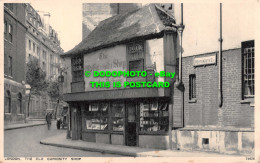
56 118 61 129
46 112 52 130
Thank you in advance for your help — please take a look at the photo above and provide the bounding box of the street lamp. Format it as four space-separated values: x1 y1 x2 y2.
25 84 31 122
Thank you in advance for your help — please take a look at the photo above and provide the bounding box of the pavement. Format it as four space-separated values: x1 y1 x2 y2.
40 133 242 157
4 119 47 130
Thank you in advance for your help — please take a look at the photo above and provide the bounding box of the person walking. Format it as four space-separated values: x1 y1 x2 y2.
46 112 52 130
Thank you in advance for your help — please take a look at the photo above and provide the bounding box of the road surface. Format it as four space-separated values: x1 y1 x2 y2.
4 122 122 157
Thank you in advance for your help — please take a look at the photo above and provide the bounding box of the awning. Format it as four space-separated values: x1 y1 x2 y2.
64 87 170 102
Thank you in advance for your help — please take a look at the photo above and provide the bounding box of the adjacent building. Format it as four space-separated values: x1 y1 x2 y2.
24 4 65 119
62 3 254 155
4 3 27 124
4 3 65 122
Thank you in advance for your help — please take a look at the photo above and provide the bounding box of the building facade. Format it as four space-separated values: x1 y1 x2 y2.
172 44 254 154
63 3 254 155
4 3 27 124
24 4 65 119
63 4 177 147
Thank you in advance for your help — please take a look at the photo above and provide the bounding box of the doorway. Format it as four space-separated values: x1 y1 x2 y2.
125 102 137 146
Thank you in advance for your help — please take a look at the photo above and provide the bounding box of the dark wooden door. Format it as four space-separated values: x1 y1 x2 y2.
126 102 137 146
71 107 81 140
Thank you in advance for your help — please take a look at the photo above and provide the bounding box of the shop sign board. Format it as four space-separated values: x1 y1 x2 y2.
84 45 127 92
193 54 216 67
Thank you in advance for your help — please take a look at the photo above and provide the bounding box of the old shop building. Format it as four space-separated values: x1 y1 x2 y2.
62 4 178 148
4 3 27 124
62 4 254 154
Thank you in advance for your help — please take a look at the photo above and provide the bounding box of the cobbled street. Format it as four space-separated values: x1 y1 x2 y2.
4 123 122 157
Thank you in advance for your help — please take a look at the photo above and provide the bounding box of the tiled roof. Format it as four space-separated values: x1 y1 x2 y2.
62 4 176 57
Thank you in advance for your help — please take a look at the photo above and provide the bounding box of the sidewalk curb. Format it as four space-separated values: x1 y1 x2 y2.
4 123 46 130
40 134 244 157
40 140 142 157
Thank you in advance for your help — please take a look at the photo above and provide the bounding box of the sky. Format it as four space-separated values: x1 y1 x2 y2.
31 1 82 53
31 2 256 55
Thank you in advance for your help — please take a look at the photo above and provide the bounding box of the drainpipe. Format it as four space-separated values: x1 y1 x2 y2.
218 3 223 107
176 3 185 87
166 3 185 150
179 4 184 83
165 27 176 150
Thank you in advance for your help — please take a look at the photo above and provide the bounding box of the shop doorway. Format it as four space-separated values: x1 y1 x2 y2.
125 102 137 146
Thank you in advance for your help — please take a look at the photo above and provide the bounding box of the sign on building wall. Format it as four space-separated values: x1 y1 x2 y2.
84 45 127 92
193 54 216 67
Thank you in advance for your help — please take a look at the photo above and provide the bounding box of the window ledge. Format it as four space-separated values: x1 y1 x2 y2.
4 113 11 115
189 99 197 103
17 114 24 116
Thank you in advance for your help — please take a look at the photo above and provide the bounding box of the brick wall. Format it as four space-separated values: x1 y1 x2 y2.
177 48 254 129
4 4 27 124
4 3 26 83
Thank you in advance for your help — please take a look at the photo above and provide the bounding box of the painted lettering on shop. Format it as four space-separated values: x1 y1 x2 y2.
86 70 175 88
85 59 127 72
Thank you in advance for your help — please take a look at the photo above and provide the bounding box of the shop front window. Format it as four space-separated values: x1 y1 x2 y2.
85 103 108 130
111 102 125 131
139 100 168 132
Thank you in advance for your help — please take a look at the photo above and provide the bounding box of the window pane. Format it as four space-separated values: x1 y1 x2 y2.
4 91 11 113
8 56 12 76
72 56 84 82
140 101 169 132
189 74 196 99
8 24 12 33
4 21 7 33
129 60 143 71
85 103 108 131
243 42 255 97
111 102 124 131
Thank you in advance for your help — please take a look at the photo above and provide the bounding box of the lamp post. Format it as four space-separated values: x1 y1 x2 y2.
25 84 31 122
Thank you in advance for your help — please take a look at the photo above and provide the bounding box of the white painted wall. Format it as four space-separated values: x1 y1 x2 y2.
63 38 166 93
84 45 127 92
